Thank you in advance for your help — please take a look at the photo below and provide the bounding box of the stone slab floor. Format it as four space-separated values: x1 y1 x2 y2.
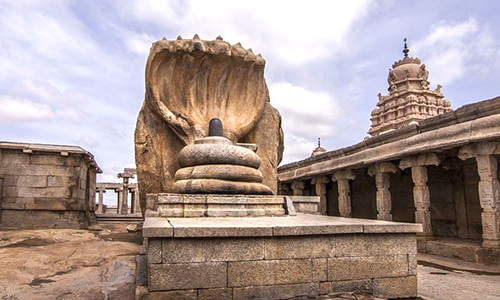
0 225 499 300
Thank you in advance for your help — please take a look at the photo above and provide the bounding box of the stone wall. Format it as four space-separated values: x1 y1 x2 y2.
0 144 100 229
146 232 417 299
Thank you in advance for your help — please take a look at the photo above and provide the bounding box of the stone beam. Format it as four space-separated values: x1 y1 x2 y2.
311 176 330 215
368 162 398 221
279 112 500 182
332 170 356 218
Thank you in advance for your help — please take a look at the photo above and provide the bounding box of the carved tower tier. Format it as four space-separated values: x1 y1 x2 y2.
368 39 452 136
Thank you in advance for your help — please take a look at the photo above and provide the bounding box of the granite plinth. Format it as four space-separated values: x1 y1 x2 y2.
144 213 421 299
145 193 286 218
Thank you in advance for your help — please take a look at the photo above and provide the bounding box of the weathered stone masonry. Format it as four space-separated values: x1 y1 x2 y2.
0 142 101 229
278 97 500 263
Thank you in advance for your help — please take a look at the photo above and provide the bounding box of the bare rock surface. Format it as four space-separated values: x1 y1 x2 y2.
0 224 141 300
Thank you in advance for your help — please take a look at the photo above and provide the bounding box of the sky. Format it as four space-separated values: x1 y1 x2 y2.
1 0 500 188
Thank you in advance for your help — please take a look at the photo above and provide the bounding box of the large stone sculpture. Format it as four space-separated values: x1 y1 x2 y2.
135 35 284 213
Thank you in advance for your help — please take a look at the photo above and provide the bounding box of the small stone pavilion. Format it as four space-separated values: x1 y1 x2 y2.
0 142 101 229
278 42 500 264
96 168 140 215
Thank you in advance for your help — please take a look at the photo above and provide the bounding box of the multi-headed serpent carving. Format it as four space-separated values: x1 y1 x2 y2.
135 35 284 212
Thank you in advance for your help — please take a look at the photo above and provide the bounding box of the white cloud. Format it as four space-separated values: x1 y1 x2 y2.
123 31 156 56
0 96 54 122
412 17 500 86
76 135 99 148
117 0 370 67
269 82 339 163
281 134 316 164
97 162 138 184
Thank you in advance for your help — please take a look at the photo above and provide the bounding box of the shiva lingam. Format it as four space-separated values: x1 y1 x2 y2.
173 118 273 195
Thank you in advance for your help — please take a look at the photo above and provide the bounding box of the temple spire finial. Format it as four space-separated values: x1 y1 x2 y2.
318 137 321 147
403 38 409 58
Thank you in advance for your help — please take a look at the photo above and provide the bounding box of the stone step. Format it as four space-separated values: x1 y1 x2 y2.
96 213 143 224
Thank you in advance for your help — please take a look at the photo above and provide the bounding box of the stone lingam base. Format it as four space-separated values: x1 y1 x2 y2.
145 193 288 218
143 194 421 300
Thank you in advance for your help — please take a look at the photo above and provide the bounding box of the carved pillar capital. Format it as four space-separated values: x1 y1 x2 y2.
311 175 329 185
291 181 305 190
399 153 440 170
291 181 305 196
458 142 500 161
331 170 355 182
96 186 107 193
368 162 397 177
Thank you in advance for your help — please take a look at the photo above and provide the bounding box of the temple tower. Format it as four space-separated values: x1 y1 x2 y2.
311 138 327 157
368 39 452 136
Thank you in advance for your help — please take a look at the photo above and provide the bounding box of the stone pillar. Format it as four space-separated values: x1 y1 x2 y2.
116 188 123 214
459 143 500 248
131 188 140 214
332 170 355 218
96 187 106 214
411 166 433 236
476 155 500 248
121 186 129 214
400 153 440 237
130 188 135 214
311 176 329 215
118 170 135 215
368 162 398 221
291 181 305 196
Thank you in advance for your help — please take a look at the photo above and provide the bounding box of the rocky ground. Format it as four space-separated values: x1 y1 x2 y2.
0 224 141 300
1 226 499 300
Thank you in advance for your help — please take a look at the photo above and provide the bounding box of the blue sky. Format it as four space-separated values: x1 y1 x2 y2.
1 0 499 186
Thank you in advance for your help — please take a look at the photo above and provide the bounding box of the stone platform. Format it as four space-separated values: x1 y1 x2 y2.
143 214 421 299
418 237 500 265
